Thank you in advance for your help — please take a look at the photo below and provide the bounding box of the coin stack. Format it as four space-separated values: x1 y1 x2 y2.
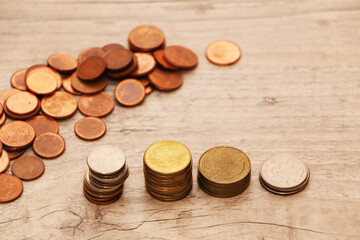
259 154 310 195
83 146 129 205
198 146 251 198
143 140 192 201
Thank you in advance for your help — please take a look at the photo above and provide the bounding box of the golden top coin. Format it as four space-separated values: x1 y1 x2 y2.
26 66 58 95
144 140 192 174
128 25 165 52
260 154 308 190
198 146 251 184
87 145 126 175
206 40 241 66
6 91 39 115
48 54 78 72
10 69 27 91
0 150 10 173
0 121 35 149
33 132 65 159
41 91 77 119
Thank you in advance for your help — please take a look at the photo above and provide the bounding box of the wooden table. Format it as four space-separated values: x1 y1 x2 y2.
1 0 359 239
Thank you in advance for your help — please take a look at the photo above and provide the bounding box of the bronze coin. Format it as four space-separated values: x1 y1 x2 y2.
33 132 65 159
48 54 78 72
153 49 179 71
25 66 58 95
78 47 105 63
106 56 138 79
77 56 106 81
128 25 165 52
164 46 198 69
0 174 23 203
137 77 150 87
62 74 82 95
115 79 145 106
148 67 183 91
11 155 45 180
145 85 153 95
0 150 9 173
7 149 25 160
10 69 27 91
206 40 241 66
41 91 77 119
26 115 59 137
78 91 114 117
130 53 156 77
5 91 39 115
26 65 62 90
0 113 6 126
0 121 35 149
102 43 124 53
75 117 106 141
3 100 40 120
71 72 107 94
0 88 21 106
104 49 133 71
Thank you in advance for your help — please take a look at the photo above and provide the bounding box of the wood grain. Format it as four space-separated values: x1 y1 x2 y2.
0 0 360 239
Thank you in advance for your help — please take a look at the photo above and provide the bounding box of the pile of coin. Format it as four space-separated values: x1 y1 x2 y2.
143 140 193 201
259 154 310 195
83 146 129 205
198 146 251 198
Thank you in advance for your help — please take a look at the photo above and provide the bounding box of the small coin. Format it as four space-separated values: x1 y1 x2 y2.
78 91 114 117
3 101 40 120
26 115 59 137
206 40 241 66
164 46 198 69
115 79 145 106
0 174 23 203
78 47 105 63
0 88 21 105
106 56 138 79
62 74 82 95
0 121 35 149
26 65 62 90
148 67 183 91
11 155 45 180
33 132 65 159
104 49 133 71
10 69 27 91
7 149 25 160
145 85 153 95
71 72 107 94
5 91 39 115
128 25 165 52
0 113 6 126
41 91 77 119
77 56 106 81
153 49 179 71
48 54 78 72
0 150 10 173
102 43 124 53
75 117 106 141
25 66 59 95
130 53 156 77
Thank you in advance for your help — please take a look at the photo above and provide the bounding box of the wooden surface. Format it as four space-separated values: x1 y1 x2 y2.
1 0 360 239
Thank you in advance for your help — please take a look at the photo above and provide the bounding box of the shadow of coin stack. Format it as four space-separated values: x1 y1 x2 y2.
83 145 129 205
143 140 192 201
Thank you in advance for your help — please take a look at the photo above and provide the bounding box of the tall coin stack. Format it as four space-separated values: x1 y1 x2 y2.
143 140 192 201
83 145 129 205
198 146 251 198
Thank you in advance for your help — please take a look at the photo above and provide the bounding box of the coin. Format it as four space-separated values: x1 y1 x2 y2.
41 91 77 119
130 53 156 77
78 47 105 63
0 88 21 105
78 91 114 117
77 56 106 81
87 146 126 176
104 49 133 71
0 150 10 173
0 121 35 149
11 155 45 180
164 46 198 69
0 113 6 126
153 49 179 71
75 117 106 141
114 79 145 106
0 174 23 203
62 74 82 95
0 103 3 116
26 115 59 137
71 72 107 94
206 40 241 66
5 91 39 115
137 78 150 87
48 54 78 72
3 100 40 120
145 85 153 95
26 65 62 90
25 66 59 95
128 25 165 52
10 69 27 91
33 132 65 159
7 149 25 160
148 67 183 91
102 43 124 53
106 56 138 79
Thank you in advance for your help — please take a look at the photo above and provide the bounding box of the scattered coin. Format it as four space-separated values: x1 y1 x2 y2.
48 54 78 72
7 149 25 160
148 67 183 91
75 117 106 141
26 115 59 137
33 132 65 159
128 25 165 52
106 56 138 79
62 74 82 95
5 91 39 116
11 155 45 180
77 56 106 81
206 40 241 66
153 49 179 71
41 91 77 119
0 174 23 203
164 46 198 69
115 79 145 106
0 121 35 149
104 49 133 71
78 91 114 117
25 66 59 95
130 53 156 77
78 47 105 63
0 150 10 173
10 69 27 91
71 72 107 94
0 88 21 105
102 43 124 53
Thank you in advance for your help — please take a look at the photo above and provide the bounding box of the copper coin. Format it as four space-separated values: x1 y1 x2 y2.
26 65 62 90
102 43 124 53
145 85 153 95
0 103 3 116
75 117 106 141
0 113 6 126
104 49 133 71
78 92 114 117
41 91 77 119
33 132 65 159
0 88 21 105
7 149 25 160
137 77 150 87
11 155 45 180
78 47 105 63
130 53 156 77
206 40 241 66
71 72 107 94
0 121 35 149
77 56 106 81
164 46 198 69
148 67 183 91
128 25 165 52
26 115 59 137
106 56 138 79
25 66 58 95
0 150 9 173
0 174 23 203
115 79 145 106
48 54 78 72
154 49 179 71
62 74 82 95
5 91 39 115
10 69 27 91
3 101 40 120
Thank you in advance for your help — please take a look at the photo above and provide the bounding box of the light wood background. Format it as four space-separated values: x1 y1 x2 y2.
1 0 359 239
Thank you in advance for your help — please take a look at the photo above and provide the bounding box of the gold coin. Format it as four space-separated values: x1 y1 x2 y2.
206 40 241 66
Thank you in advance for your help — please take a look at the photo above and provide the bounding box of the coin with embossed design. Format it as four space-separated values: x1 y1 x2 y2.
0 174 23 203
78 92 114 117
0 121 35 149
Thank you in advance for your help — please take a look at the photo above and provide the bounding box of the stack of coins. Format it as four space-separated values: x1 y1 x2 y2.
143 140 192 201
198 146 251 198
259 154 310 195
83 146 129 205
